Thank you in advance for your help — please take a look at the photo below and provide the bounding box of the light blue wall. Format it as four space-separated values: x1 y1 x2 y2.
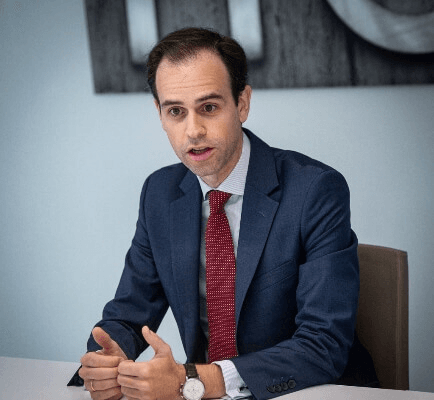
1 0 433 393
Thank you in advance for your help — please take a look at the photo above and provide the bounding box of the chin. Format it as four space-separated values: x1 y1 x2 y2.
187 164 214 177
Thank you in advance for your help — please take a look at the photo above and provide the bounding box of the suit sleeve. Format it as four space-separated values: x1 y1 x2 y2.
232 170 359 399
86 177 169 360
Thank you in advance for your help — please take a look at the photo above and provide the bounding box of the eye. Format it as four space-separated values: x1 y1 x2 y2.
203 104 217 113
169 107 183 117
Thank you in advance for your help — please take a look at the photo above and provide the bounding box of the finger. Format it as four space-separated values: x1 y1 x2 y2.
84 378 120 392
106 394 123 400
121 385 143 400
92 327 121 354
141 326 171 356
87 385 123 400
106 395 123 400
118 360 141 377
81 351 123 368
117 372 143 388
79 366 119 380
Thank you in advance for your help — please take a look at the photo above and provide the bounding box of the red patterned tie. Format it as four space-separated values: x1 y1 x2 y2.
206 190 238 363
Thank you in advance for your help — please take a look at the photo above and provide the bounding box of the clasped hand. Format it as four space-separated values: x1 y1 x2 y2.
79 326 185 400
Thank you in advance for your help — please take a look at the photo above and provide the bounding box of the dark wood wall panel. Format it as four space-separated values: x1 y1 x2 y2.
352 36 434 86
85 0 434 93
156 0 229 38
252 0 352 88
85 0 146 93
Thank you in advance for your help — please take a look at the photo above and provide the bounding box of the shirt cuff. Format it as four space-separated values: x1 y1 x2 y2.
213 360 252 399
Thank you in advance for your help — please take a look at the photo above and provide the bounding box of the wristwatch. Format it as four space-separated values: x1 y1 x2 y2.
180 363 206 400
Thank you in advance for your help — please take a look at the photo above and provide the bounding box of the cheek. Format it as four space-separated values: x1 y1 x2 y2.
218 112 239 131
166 134 178 150
161 118 170 133
162 121 178 144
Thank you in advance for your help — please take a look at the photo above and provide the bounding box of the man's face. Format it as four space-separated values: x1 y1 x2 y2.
155 50 251 188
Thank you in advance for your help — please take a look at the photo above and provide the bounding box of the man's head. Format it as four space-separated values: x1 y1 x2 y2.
147 27 248 106
147 28 252 188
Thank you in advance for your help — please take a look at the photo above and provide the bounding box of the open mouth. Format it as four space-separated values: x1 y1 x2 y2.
190 148 210 155
188 147 213 161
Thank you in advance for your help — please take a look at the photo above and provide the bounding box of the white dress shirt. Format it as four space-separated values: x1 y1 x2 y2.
197 133 253 399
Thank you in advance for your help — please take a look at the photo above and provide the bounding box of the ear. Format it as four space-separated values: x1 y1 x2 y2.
237 85 252 124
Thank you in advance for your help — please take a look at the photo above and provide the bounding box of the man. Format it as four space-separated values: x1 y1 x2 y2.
78 28 376 400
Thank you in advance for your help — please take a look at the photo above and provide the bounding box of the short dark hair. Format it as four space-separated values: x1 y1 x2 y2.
147 27 248 105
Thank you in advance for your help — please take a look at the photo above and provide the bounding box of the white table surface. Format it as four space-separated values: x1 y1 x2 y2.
1 356 434 400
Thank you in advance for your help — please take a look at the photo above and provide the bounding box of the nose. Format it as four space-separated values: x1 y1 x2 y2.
185 112 206 140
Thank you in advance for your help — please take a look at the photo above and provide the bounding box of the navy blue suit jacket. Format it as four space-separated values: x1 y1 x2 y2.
88 129 360 399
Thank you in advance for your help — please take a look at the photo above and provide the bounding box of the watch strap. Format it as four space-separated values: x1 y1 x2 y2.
184 363 199 379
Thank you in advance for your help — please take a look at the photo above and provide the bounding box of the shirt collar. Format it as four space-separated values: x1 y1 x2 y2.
197 132 251 200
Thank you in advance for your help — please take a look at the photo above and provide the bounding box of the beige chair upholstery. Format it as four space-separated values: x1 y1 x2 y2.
356 244 409 390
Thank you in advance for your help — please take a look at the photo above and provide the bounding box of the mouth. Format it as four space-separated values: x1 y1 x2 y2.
188 147 213 161
190 147 210 155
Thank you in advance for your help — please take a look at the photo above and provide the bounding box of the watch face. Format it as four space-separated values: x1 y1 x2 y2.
183 378 205 400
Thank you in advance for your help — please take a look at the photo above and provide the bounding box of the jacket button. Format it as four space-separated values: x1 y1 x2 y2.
266 386 275 393
274 384 282 392
281 381 289 391
288 379 296 389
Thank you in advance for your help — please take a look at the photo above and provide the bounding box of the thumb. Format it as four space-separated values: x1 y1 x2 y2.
92 327 123 356
142 326 171 358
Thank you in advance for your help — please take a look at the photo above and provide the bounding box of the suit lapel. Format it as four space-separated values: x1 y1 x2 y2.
170 171 205 360
235 131 280 327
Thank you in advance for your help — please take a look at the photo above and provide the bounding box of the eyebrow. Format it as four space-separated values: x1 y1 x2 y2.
160 93 225 109
197 93 224 103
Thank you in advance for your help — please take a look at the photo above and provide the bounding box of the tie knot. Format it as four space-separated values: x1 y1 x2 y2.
209 190 231 214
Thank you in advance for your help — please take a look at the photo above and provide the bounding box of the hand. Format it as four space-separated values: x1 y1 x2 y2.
79 327 128 400
117 326 185 400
